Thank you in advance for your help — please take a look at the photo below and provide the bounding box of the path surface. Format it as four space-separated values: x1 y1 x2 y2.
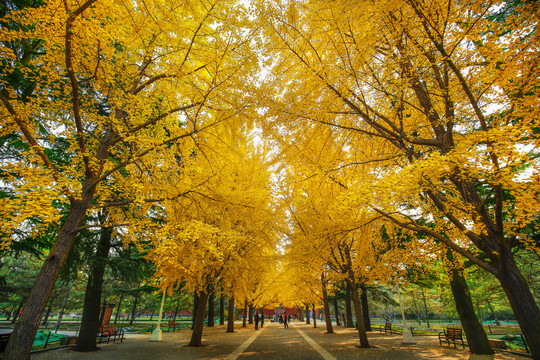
26 321 527 360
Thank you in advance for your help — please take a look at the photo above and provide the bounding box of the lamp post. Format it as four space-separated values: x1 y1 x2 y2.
150 291 166 341
394 276 414 344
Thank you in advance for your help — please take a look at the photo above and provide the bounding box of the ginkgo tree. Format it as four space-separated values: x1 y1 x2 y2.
257 0 540 356
0 0 258 358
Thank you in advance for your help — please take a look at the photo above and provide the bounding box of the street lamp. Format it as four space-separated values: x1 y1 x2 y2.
150 291 166 342
393 275 415 344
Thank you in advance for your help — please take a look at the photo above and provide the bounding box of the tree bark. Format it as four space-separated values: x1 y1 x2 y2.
242 299 247 327
55 287 71 331
321 277 333 333
421 288 431 328
4 200 92 360
496 253 540 358
305 303 310 324
114 293 123 325
312 303 317 328
226 296 235 332
11 302 23 324
447 251 493 355
219 288 225 325
486 299 500 326
298 307 304 322
360 285 372 331
333 297 340 326
207 292 215 327
345 285 354 328
41 305 52 327
348 280 370 348
192 292 199 330
75 223 112 352
248 304 253 324
188 291 209 347
129 292 139 325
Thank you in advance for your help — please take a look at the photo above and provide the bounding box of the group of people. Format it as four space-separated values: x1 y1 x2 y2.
254 312 265 330
253 312 291 329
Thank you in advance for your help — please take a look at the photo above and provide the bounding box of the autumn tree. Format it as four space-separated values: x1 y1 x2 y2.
257 0 540 355
0 0 258 358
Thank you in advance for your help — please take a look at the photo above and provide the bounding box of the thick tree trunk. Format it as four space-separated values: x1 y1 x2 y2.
421 288 431 328
207 292 215 327
226 296 235 333
248 304 253 324
449 263 493 355
114 293 123 325
188 291 209 347
298 307 304 322
321 278 333 333
333 297 340 326
360 285 372 331
55 288 71 331
348 280 370 348
496 253 540 359
312 304 317 328
345 285 354 328
75 224 112 352
305 303 310 324
4 200 90 360
242 299 247 327
219 289 225 325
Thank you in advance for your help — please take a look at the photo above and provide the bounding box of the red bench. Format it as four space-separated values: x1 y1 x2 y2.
98 324 124 343
379 322 393 334
439 327 464 348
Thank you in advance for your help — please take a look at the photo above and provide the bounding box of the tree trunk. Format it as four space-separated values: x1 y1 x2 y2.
242 299 247 328
219 288 225 325
421 288 431 328
55 288 71 331
207 292 215 327
348 280 370 348
4 199 92 360
173 298 181 322
226 296 235 333
360 285 372 331
188 291 209 347
11 302 23 324
333 297 340 326
41 305 52 327
486 299 500 326
114 293 123 325
305 303 310 324
345 285 354 328
496 252 540 359
129 292 139 325
321 277 333 333
312 304 317 328
192 292 199 330
75 223 112 352
248 304 253 324
447 255 493 355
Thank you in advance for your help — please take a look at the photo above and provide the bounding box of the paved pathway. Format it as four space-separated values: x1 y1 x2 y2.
26 321 528 360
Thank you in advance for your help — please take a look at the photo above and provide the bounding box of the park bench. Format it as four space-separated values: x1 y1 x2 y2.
379 322 393 335
438 327 464 348
163 320 182 332
98 324 124 344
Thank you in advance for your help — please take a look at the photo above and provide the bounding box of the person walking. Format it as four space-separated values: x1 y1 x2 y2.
283 313 288 328
254 312 259 330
